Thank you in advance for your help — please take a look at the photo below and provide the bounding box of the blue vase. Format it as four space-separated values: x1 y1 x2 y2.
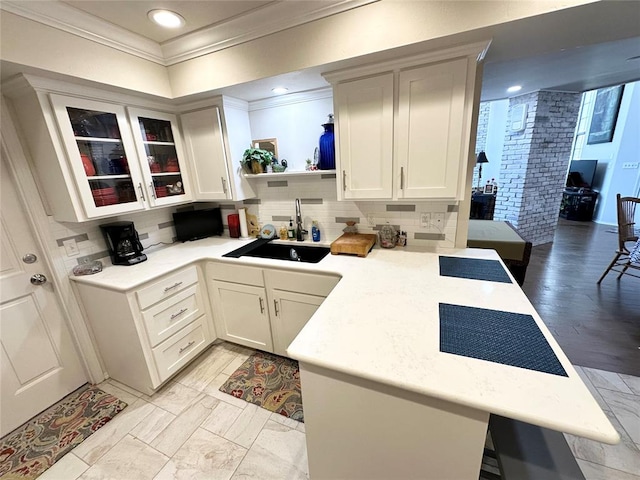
319 115 335 170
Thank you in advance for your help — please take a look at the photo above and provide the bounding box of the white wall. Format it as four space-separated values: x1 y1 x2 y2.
481 99 508 186
581 82 640 224
248 90 333 172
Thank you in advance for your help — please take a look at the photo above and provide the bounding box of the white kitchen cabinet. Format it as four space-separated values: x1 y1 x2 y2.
74 265 214 395
3 75 194 222
207 263 272 351
179 97 256 201
180 107 231 200
207 262 339 357
325 42 487 201
335 74 394 199
127 108 193 207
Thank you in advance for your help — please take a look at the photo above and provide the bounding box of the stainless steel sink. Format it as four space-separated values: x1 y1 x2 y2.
223 239 330 263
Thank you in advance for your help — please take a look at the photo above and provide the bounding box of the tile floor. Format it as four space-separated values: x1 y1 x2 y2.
37 341 639 480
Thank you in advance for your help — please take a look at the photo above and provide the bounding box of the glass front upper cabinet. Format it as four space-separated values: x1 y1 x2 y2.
50 95 146 218
128 109 192 207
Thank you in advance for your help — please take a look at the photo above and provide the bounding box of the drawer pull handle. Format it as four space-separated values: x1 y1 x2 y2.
164 281 183 292
179 340 195 354
259 297 265 314
170 308 188 320
274 299 280 316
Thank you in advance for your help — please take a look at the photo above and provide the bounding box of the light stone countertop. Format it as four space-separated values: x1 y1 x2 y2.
70 235 619 445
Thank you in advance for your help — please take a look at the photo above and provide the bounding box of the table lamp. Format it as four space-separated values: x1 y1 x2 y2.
476 151 489 190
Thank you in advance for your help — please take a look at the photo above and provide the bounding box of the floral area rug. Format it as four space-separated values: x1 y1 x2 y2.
0 385 127 479
220 351 303 422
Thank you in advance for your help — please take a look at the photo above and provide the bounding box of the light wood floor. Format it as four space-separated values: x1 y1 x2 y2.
522 219 640 377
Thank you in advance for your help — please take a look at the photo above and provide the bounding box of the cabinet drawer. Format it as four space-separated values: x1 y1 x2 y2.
137 266 198 310
142 284 204 347
152 318 209 383
265 269 340 297
208 261 264 286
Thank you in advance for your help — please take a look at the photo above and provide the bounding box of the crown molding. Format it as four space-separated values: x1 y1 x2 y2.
1 1 165 64
249 87 332 111
160 0 378 66
1 0 377 67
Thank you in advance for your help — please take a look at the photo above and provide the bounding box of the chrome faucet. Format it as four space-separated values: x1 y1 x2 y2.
295 198 308 241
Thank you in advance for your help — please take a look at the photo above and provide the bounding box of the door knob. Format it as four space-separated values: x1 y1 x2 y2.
30 274 47 285
22 253 37 264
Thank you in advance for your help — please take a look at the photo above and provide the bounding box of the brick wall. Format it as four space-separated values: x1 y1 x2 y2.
494 91 581 245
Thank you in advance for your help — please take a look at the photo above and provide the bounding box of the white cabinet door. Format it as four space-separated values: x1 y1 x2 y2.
268 290 324 357
209 280 273 352
50 94 146 218
397 59 468 199
180 107 231 200
335 74 394 199
127 108 193 207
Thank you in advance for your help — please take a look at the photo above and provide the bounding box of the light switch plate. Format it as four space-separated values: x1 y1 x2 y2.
63 238 79 257
420 213 431 227
366 213 375 226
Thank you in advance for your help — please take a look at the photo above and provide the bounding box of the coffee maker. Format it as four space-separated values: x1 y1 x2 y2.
100 221 147 266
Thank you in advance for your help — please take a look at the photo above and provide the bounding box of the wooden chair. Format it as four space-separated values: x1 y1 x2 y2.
597 194 640 283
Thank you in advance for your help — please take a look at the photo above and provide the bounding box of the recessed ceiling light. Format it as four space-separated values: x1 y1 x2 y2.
148 9 185 28
272 87 289 95
507 85 522 93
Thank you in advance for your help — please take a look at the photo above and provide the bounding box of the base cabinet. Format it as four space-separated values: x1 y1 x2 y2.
74 265 214 395
207 262 340 357
209 280 273 351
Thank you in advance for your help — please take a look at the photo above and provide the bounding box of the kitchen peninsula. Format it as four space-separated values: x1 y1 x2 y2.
70 236 618 480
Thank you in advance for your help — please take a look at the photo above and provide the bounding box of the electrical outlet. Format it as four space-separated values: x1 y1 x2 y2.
420 213 431 227
432 213 445 229
366 213 375 226
622 162 639 169
63 238 79 257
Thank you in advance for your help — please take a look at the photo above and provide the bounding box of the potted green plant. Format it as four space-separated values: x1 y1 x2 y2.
241 147 273 174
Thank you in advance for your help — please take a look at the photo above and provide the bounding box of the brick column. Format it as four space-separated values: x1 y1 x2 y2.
494 91 581 245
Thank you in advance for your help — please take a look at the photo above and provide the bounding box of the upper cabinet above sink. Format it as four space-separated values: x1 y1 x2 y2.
323 41 490 201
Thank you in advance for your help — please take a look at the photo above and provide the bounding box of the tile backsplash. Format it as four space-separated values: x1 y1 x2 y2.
52 176 459 273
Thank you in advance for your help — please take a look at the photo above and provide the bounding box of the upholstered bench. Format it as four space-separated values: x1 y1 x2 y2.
466 220 532 286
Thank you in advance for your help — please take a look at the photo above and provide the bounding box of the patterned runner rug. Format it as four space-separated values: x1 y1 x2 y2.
220 351 303 422
0 385 127 479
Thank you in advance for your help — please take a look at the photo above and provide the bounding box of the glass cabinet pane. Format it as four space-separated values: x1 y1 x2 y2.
66 107 139 208
138 117 174 143
67 107 121 139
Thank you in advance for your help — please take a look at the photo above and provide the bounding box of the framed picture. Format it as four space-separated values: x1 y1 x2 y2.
483 184 494 194
587 85 624 145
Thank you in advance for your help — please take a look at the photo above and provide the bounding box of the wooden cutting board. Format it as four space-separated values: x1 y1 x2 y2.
330 233 377 257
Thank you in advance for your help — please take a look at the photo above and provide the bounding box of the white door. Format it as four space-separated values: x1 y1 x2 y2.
397 58 468 199
0 154 86 436
335 73 394 200
209 280 273 352
180 107 231 200
268 290 324 357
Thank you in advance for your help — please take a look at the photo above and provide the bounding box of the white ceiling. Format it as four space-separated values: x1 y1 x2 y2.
2 0 640 102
